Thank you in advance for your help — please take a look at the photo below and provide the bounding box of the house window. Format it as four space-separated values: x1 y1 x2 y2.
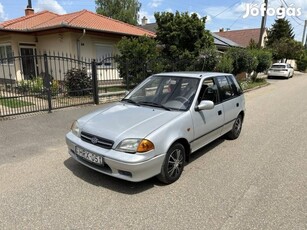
0 44 13 64
95 44 113 66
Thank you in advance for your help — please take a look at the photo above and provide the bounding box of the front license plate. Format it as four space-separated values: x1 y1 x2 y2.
75 147 104 165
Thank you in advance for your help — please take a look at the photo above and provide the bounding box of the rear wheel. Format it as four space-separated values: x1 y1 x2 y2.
227 115 243 140
157 143 185 184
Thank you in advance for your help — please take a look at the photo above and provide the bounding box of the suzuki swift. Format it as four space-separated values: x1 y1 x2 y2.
66 72 245 184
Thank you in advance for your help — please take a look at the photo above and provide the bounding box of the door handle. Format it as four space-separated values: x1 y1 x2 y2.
218 110 222 115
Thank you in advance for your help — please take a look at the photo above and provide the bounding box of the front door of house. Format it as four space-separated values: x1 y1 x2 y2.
20 46 37 80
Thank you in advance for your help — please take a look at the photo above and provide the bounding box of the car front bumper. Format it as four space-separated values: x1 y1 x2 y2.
66 132 165 182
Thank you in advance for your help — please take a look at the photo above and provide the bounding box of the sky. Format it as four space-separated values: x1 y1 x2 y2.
0 0 306 41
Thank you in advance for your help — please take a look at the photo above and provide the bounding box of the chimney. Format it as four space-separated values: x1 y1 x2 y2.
219 28 224 32
141 16 148 26
25 0 34 16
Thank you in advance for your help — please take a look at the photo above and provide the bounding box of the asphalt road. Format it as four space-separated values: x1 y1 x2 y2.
0 73 306 229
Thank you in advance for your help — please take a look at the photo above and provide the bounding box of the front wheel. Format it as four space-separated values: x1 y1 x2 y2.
157 143 185 184
227 115 243 140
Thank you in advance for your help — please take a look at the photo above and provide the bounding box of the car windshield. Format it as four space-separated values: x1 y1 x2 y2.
123 75 200 111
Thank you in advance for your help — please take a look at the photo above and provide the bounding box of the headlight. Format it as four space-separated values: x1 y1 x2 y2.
116 139 154 153
71 120 80 137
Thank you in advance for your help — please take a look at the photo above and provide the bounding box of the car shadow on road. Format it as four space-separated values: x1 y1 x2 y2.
63 137 226 194
188 137 225 164
64 157 160 194
267 76 290 80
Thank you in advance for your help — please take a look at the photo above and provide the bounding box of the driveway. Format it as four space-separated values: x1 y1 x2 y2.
0 73 306 229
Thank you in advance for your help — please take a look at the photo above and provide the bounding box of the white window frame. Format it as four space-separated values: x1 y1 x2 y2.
0 43 13 65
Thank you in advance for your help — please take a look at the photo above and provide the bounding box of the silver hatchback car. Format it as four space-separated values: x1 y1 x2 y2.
66 72 245 184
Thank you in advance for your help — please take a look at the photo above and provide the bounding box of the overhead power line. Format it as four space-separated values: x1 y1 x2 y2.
228 0 257 29
280 0 305 22
278 0 304 26
211 0 242 19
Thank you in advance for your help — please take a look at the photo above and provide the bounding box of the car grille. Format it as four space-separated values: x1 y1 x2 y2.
80 132 114 149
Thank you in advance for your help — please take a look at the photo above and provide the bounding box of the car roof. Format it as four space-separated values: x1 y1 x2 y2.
153 72 233 79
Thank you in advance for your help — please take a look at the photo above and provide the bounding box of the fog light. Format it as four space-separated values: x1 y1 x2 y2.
118 170 132 177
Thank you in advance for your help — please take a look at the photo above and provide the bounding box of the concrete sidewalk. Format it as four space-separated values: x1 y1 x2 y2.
0 104 108 166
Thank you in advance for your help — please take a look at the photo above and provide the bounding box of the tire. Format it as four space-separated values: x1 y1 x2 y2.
287 73 290 79
157 143 185 184
227 115 243 140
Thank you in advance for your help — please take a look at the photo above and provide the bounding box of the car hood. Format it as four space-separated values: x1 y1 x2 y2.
80 102 181 143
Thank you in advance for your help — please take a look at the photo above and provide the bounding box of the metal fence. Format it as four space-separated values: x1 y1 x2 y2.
0 52 207 118
0 52 101 118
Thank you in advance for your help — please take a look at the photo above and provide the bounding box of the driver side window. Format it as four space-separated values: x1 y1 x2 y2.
198 79 218 104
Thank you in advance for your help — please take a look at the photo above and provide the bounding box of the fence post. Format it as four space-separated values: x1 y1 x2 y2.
43 53 52 113
91 59 99 105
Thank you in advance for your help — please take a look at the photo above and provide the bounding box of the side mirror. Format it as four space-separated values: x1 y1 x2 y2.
196 100 214 111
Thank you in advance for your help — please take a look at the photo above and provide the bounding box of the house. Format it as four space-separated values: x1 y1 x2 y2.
139 18 241 52
213 33 242 52
0 6 155 82
214 28 267 48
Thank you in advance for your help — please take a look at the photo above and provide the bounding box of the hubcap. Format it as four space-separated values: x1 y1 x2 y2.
167 149 184 178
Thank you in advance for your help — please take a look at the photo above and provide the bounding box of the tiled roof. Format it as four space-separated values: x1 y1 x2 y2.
213 33 242 48
214 28 262 47
139 23 157 33
0 10 155 37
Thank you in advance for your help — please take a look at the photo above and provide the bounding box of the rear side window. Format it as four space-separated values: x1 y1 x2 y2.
216 76 235 101
228 75 243 95
272 64 286 68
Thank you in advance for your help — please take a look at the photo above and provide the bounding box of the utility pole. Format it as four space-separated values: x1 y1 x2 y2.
302 20 307 46
259 0 268 47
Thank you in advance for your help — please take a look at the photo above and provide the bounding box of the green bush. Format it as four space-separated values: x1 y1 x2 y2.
297 50 307 72
116 36 159 86
18 77 60 96
250 49 272 81
297 57 307 72
64 68 92 96
226 48 258 76
215 55 233 73
18 77 43 93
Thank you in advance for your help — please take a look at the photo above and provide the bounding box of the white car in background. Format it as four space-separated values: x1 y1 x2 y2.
267 63 294 79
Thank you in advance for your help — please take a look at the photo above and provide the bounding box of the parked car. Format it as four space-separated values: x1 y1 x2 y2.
66 72 245 184
267 63 294 79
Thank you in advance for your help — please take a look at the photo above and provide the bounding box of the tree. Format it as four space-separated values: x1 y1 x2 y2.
249 49 272 81
154 11 214 64
200 47 220 71
296 50 307 72
116 36 159 85
247 39 259 49
215 55 233 73
226 48 258 76
266 19 294 47
270 38 304 61
95 0 141 25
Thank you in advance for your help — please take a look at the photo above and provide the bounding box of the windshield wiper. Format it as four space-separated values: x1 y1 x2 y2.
139 101 171 111
121 98 140 106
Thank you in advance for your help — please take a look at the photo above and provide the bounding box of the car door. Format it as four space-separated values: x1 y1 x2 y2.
216 75 243 134
190 78 225 152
